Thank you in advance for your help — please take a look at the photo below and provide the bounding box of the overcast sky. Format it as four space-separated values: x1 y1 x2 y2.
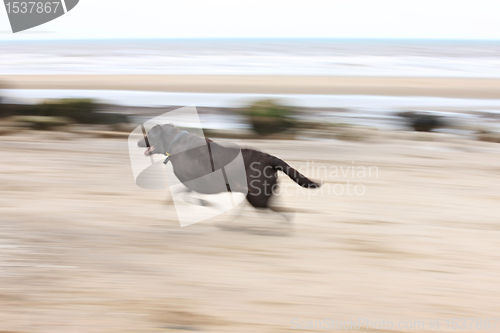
1 0 500 41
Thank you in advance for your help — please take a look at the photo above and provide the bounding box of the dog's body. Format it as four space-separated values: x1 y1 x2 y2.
138 124 320 211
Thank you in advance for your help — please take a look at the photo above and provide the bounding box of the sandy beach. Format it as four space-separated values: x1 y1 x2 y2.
0 129 499 332
2 75 500 99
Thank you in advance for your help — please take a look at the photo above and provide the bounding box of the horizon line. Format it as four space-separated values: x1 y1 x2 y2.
2 37 500 43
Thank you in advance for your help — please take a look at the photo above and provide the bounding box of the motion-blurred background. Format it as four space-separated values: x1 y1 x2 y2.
1 1 500 332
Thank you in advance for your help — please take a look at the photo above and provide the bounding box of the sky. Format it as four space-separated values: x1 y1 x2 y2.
1 0 500 41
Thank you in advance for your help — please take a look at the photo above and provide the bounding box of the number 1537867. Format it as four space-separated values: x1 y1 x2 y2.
5 2 61 14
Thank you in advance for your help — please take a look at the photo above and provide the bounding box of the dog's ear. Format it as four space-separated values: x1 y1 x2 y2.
137 137 147 147
161 123 174 132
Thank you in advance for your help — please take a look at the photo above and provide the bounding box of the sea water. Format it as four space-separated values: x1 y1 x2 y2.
1 39 500 77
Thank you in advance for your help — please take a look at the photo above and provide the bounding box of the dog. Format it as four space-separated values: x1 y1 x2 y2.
138 124 321 216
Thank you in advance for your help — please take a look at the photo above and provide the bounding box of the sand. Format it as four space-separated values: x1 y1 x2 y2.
0 129 499 332
2 75 500 98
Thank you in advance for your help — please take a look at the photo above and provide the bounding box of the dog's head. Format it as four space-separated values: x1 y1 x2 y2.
137 123 177 156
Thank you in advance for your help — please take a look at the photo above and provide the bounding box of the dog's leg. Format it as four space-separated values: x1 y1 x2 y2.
268 205 295 223
217 204 292 236
163 187 190 206
181 189 201 206
174 188 224 210
214 199 246 229
265 183 295 224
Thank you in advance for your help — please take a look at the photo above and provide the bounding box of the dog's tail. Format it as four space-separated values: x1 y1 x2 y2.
271 156 321 188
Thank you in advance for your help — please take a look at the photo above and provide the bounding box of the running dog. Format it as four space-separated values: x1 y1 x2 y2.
138 124 321 214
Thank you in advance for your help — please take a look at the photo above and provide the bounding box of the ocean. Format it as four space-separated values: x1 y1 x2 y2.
1 39 500 77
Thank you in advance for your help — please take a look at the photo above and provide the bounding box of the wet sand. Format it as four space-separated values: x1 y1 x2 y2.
0 130 499 332
2 75 500 98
